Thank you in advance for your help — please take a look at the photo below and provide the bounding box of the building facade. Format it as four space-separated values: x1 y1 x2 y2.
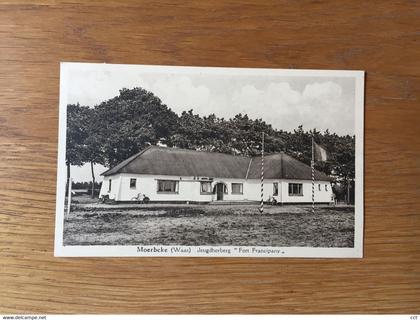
99 146 333 204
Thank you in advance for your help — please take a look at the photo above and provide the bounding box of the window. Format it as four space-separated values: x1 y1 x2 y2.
325 184 328 191
200 181 212 194
157 180 179 193
231 183 243 194
288 183 303 196
108 179 112 192
273 182 278 196
318 184 321 191
130 178 136 189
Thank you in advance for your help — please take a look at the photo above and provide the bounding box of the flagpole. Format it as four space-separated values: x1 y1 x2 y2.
260 132 264 213
311 136 315 214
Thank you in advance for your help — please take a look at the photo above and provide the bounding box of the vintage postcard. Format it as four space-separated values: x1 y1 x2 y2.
55 63 364 257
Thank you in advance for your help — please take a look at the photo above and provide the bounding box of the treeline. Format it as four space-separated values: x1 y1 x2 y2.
72 181 101 190
67 87 355 200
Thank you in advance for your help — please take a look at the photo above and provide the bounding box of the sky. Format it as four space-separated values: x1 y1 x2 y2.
64 64 357 182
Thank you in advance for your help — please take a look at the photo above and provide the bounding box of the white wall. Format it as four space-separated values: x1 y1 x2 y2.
245 179 333 203
99 175 122 200
279 179 332 203
100 174 214 202
213 178 253 202
99 174 333 203
242 179 277 202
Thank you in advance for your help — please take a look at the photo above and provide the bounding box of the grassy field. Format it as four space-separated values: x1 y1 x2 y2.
63 197 354 248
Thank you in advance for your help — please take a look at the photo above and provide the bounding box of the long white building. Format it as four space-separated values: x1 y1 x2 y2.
99 146 333 204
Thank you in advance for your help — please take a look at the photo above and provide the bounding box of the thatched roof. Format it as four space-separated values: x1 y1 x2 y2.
101 146 330 181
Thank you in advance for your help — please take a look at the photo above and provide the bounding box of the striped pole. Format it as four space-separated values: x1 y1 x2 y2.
311 136 315 214
311 160 315 214
260 132 264 213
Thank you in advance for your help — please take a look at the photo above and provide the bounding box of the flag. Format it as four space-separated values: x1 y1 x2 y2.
311 138 329 214
313 141 329 162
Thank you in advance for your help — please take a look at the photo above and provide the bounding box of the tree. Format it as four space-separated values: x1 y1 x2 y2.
227 114 284 156
330 134 355 203
66 103 90 192
172 110 233 153
171 110 209 150
172 112 285 156
283 125 312 164
94 88 179 167
66 104 106 198
82 107 104 198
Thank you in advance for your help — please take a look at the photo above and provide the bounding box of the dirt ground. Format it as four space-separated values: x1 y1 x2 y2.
63 196 355 247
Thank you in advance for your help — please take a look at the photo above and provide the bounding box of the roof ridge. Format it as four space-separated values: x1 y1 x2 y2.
139 146 286 159
154 146 251 158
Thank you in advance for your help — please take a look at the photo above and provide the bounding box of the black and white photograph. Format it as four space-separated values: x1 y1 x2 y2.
55 63 364 257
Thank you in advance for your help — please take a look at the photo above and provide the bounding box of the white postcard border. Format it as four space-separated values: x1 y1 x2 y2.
54 63 364 258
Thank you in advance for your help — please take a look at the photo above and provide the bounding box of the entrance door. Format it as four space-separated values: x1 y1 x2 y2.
216 183 224 201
